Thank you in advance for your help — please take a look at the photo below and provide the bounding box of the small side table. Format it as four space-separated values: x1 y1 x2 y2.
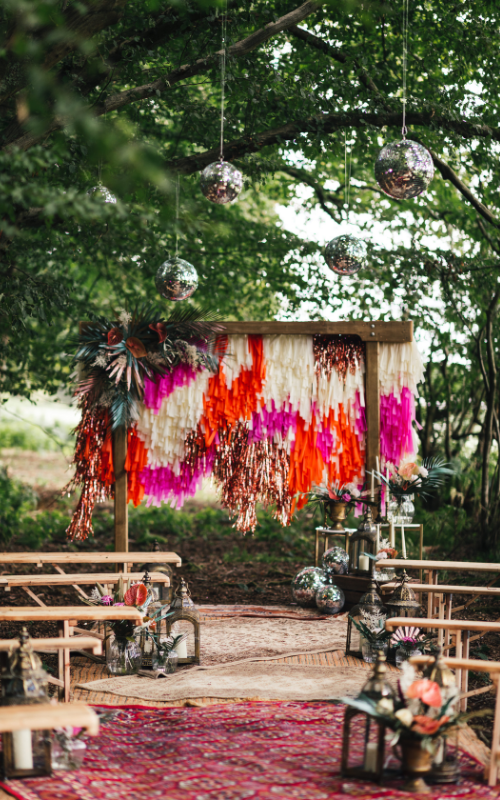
314 527 357 567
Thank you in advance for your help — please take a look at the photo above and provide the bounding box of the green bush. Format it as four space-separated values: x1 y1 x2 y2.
0 420 74 453
0 468 37 545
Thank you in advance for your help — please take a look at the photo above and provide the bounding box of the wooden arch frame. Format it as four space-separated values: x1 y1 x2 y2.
112 320 413 550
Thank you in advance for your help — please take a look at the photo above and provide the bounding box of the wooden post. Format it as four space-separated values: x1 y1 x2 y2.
365 341 380 495
113 425 128 553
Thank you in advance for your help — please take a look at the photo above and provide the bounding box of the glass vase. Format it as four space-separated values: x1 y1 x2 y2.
106 636 142 675
361 639 389 663
388 495 415 525
151 648 179 674
395 646 422 668
51 736 86 770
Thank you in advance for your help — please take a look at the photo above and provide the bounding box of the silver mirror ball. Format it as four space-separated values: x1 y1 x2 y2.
200 161 243 205
324 234 367 276
375 139 434 200
315 584 345 615
322 546 349 577
291 567 328 607
155 257 199 301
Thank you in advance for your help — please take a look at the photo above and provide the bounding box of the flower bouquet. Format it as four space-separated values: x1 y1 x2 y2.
341 661 490 790
306 481 375 530
373 457 453 502
391 626 433 667
349 610 393 663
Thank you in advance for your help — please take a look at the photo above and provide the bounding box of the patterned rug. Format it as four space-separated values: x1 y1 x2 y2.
0 702 497 800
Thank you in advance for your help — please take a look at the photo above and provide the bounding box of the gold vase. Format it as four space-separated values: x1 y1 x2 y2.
325 501 348 532
400 737 433 793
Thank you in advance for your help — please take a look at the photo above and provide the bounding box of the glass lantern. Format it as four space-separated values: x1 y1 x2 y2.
0 628 52 778
341 654 395 782
144 540 174 605
384 571 422 620
348 507 378 575
425 650 460 784
346 578 387 658
165 579 201 665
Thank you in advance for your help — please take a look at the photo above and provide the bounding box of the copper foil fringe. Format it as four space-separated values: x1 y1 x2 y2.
64 399 113 541
313 334 365 379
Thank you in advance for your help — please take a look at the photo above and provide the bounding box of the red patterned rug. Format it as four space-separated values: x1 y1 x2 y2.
1 702 498 800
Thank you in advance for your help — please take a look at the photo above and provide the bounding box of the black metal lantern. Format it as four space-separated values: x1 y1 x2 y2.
165 579 201 665
0 629 52 778
341 654 395 782
348 507 378 574
346 578 387 658
385 571 422 619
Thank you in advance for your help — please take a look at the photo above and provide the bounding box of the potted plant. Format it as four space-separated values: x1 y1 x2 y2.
349 610 393 663
340 661 489 792
151 634 185 674
390 626 433 668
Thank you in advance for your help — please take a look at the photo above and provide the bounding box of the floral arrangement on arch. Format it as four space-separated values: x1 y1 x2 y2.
72 305 222 429
373 457 453 502
341 660 489 748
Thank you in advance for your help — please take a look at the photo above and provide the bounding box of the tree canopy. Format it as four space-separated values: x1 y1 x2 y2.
2 0 500 542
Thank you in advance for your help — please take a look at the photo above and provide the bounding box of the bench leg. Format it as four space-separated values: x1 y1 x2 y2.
437 594 445 648
461 631 470 712
489 676 500 786
427 570 434 618
58 620 71 703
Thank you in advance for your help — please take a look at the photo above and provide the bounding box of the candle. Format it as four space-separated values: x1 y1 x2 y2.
12 729 33 770
364 741 378 772
401 525 407 559
376 456 380 476
358 554 370 572
389 520 395 548
370 470 375 499
176 637 188 659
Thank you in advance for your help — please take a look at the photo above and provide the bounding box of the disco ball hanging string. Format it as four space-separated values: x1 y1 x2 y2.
324 132 368 276
156 174 199 301
200 0 243 204
375 0 434 199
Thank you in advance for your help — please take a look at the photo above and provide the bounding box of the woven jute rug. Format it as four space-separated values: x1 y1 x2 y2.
173 615 349 666
77 661 397 702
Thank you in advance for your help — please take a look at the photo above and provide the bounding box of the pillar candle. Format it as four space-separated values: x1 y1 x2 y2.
358 554 370 572
12 729 33 770
370 470 374 499
364 741 378 772
176 637 188 659
401 525 407 559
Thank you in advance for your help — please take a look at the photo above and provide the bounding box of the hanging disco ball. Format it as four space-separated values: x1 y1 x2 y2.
322 546 349 578
155 257 198 301
86 184 117 204
291 567 328 607
200 160 243 205
315 584 345 615
375 139 434 200
324 234 367 276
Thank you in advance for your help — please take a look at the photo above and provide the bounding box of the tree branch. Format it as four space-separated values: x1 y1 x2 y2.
4 0 323 151
428 148 500 229
279 165 343 221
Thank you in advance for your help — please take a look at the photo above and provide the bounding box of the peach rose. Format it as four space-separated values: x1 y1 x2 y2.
399 461 419 480
411 714 449 735
406 678 442 708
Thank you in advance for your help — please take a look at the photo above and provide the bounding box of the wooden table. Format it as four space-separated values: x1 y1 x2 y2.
0 606 142 702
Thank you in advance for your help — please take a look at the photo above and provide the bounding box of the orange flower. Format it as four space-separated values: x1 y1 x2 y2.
406 679 442 708
149 322 168 343
125 337 147 358
108 327 123 346
124 583 148 606
399 461 419 480
411 715 449 736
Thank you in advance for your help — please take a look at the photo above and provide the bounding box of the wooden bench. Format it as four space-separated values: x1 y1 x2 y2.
0 606 142 702
0 572 171 606
386 616 500 710
0 702 99 734
409 654 500 787
0 551 180 605
376 559 500 620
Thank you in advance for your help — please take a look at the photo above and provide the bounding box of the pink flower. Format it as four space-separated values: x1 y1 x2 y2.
399 461 419 480
100 595 113 605
342 493 351 502
114 602 124 607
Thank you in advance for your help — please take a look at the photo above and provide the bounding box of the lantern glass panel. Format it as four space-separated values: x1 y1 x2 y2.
3 730 51 778
342 712 384 780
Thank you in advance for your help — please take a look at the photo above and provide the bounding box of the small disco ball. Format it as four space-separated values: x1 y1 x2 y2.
322 546 349 578
200 160 243 205
324 234 367 276
315 584 345 615
86 184 117 204
291 567 328 607
155 257 198 301
375 139 434 200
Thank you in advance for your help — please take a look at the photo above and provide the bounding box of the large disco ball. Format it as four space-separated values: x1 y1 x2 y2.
291 567 328 607
322 546 349 578
375 139 434 200
86 184 117 204
200 160 243 205
315 584 345 615
155 257 198 301
324 234 367 276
